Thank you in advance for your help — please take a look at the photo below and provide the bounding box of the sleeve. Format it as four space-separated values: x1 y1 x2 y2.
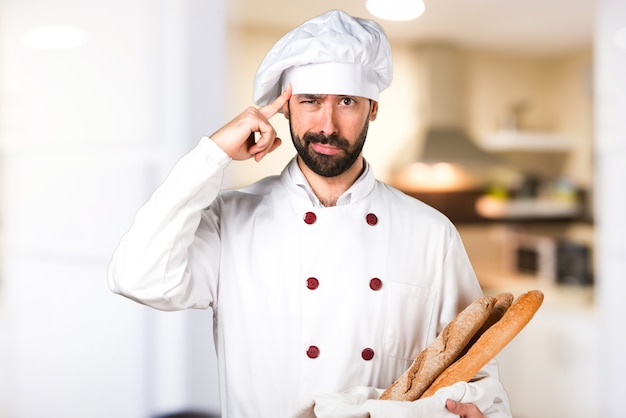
107 136 231 311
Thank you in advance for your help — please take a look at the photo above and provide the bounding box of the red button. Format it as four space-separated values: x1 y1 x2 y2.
306 345 320 359
362 348 375 361
306 277 319 290
365 213 378 226
369 277 383 291
304 212 317 225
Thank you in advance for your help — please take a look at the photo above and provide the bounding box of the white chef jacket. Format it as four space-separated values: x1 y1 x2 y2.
108 137 507 417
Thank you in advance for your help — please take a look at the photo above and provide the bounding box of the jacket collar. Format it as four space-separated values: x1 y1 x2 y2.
282 157 376 207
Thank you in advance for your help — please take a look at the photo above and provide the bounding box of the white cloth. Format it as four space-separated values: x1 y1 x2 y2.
108 137 510 417
253 10 393 105
292 377 511 418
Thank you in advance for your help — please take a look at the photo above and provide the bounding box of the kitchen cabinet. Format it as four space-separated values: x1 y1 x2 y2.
475 195 582 220
479 130 574 152
405 189 590 224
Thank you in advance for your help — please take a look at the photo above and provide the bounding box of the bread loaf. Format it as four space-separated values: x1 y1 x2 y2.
379 295 496 401
454 292 513 361
420 290 544 398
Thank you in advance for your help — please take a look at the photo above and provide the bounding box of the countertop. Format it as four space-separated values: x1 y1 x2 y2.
477 269 595 313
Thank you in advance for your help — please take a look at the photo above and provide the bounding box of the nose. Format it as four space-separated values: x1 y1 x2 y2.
318 104 338 136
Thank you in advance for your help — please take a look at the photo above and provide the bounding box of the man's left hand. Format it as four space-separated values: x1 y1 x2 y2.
445 399 485 418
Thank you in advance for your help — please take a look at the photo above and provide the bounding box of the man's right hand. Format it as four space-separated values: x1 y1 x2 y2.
210 85 292 162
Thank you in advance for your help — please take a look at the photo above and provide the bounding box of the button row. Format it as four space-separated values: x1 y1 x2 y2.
303 211 378 226
306 345 375 361
305 277 383 291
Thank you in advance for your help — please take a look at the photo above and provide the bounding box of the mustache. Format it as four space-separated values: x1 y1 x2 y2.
302 132 350 149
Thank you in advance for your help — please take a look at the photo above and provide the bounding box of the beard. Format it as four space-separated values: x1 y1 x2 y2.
290 118 369 178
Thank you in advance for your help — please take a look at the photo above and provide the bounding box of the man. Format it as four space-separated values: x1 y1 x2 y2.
108 10 511 418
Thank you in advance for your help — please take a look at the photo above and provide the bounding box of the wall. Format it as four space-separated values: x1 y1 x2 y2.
594 1 626 416
0 0 223 416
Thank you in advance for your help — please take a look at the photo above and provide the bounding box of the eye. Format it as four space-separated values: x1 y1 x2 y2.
298 99 319 107
297 95 322 105
340 97 357 106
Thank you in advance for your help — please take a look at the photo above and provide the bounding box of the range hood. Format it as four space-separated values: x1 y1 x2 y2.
415 45 575 155
392 44 504 192
416 43 501 166
391 45 582 222
416 43 467 132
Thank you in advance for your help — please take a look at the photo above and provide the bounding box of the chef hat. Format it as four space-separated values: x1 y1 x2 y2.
253 10 393 106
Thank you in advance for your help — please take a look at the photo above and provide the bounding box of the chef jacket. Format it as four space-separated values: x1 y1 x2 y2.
108 137 507 417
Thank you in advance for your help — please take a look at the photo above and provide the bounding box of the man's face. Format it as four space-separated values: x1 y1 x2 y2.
283 94 379 178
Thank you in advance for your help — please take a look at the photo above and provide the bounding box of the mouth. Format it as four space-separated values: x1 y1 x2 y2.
310 142 343 155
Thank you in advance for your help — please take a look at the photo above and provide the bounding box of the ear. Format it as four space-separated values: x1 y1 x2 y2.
282 100 290 119
369 101 379 121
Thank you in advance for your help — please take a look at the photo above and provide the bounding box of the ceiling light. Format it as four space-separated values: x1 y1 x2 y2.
22 26 89 50
366 0 425 21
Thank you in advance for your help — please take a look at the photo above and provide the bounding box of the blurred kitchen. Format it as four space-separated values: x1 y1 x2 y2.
0 0 624 417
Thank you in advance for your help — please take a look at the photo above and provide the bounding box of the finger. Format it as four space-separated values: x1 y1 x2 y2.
259 84 292 119
246 131 257 150
250 127 280 159
446 399 458 413
247 86 290 156
445 399 484 418
254 137 282 162
252 118 277 151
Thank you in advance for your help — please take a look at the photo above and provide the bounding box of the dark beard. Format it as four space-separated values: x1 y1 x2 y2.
290 119 369 178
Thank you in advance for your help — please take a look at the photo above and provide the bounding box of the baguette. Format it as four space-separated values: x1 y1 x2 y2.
420 290 544 399
379 295 496 401
454 292 513 361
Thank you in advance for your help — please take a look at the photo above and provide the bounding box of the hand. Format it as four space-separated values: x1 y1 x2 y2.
445 399 485 418
210 85 292 162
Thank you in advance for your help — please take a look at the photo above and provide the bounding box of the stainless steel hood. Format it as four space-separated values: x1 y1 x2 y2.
391 44 505 192
416 43 466 132
416 43 500 166
420 128 502 168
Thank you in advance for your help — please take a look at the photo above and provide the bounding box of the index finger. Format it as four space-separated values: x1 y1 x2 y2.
259 84 292 119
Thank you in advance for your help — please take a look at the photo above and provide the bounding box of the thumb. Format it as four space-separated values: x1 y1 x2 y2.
445 398 483 417
446 399 460 412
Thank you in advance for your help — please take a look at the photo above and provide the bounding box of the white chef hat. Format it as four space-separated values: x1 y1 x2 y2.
253 10 393 106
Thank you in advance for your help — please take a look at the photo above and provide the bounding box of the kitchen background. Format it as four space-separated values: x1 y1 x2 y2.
0 0 623 417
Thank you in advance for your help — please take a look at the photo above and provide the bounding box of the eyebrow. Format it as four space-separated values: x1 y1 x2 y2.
297 94 327 100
